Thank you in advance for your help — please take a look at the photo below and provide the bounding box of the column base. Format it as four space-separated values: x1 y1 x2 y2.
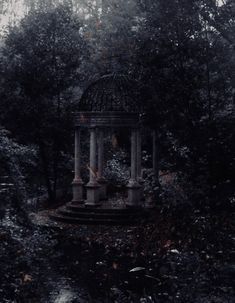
72 179 84 204
126 180 142 208
85 182 101 206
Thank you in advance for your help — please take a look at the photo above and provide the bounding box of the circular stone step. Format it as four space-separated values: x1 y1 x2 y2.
50 202 150 226
58 209 142 220
49 213 143 226
49 202 149 225
67 203 143 214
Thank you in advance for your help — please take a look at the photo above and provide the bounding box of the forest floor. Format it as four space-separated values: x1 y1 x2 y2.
0 202 234 303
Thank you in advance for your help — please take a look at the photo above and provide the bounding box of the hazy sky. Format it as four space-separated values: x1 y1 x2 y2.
0 0 225 35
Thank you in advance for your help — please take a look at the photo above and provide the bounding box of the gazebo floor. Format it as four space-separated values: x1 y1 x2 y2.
49 201 150 226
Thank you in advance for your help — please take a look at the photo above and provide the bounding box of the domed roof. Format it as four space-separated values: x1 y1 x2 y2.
79 74 142 112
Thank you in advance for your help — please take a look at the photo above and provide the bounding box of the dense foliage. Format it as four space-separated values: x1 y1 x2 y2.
1 4 87 201
0 0 234 206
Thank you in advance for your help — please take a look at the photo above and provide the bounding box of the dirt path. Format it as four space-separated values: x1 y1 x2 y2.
0 206 234 302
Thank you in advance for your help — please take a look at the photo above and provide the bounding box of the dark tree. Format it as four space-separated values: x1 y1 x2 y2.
1 4 87 201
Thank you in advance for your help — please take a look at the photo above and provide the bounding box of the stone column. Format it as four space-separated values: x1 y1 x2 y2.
127 128 141 207
137 128 142 180
72 128 84 204
97 129 107 200
131 129 137 181
85 127 101 206
136 128 144 202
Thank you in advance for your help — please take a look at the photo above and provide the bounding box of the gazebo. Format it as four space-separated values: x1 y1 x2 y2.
51 74 157 225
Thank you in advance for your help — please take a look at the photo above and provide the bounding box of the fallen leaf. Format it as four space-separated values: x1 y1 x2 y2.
23 274 32 283
129 267 145 272
170 249 180 254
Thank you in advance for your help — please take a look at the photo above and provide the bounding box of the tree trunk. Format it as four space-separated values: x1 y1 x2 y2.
39 143 55 202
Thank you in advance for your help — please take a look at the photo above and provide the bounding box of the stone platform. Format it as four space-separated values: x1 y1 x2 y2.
49 201 150 226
